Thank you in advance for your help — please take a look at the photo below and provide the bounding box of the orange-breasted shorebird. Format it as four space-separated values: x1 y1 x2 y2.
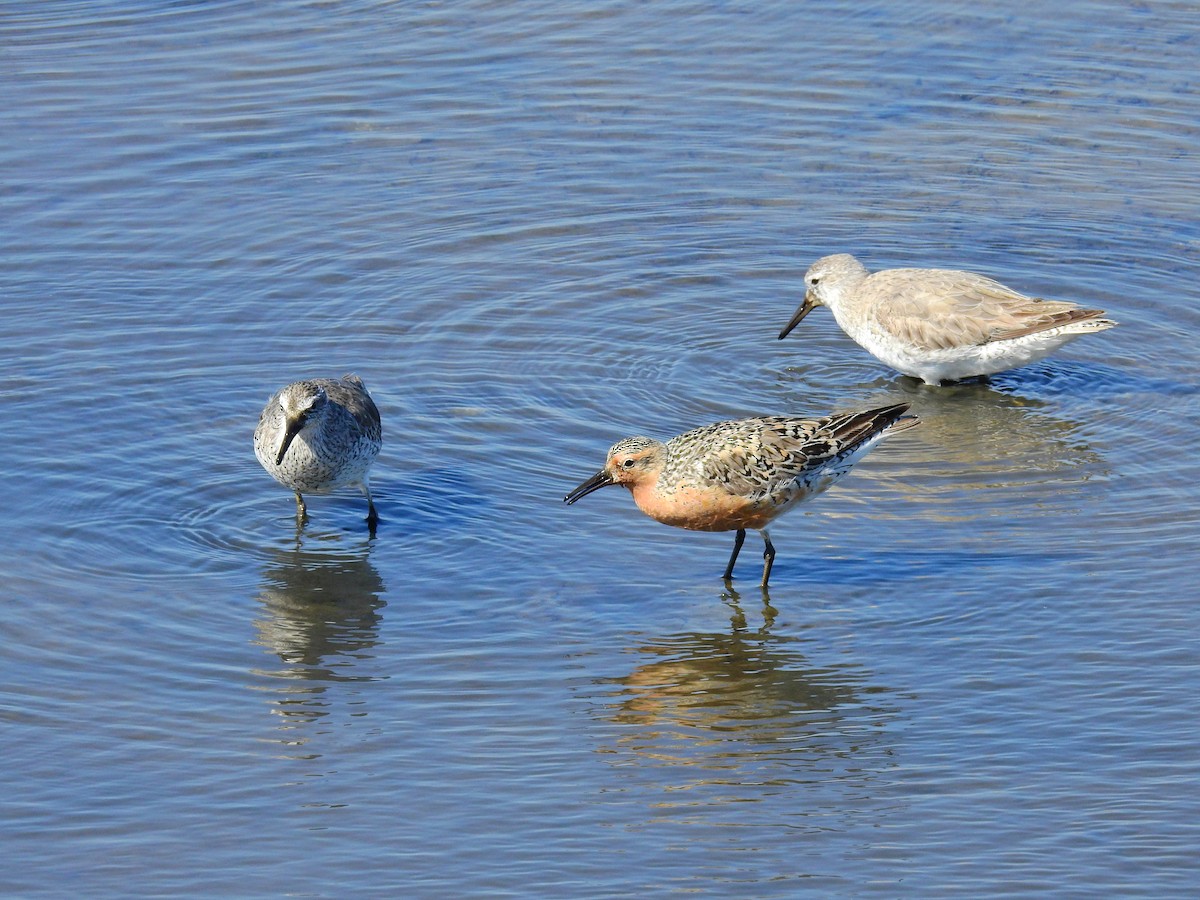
564 403 917 586
779 254 1116 385
254 375 382 529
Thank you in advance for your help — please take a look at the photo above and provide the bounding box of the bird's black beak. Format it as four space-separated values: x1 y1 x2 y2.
778 293 818 340
275 417 305 466
564 469 615 504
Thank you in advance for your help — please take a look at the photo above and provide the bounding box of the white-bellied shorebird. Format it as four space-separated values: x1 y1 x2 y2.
254 375 382 529
779 253 1116 384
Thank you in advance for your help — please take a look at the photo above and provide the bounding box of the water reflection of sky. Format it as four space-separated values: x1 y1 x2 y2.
3 0 1200 896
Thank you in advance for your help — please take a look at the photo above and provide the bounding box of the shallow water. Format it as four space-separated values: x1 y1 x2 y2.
3 1 1199 896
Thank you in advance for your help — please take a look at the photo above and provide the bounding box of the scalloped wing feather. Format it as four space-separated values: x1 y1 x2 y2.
689 409 906 502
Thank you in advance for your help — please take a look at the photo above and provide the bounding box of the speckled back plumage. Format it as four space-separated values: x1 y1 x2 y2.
661 406 913 510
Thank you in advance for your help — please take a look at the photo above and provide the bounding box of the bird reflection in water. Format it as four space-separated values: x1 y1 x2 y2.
859 375 1110 538
900 375 1104 475
587 584 903 828
251 534 387 752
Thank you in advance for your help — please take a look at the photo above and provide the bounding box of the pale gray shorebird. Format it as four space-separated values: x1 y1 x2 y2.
779 253 1116 385
253 375 382 529
564 403 916 587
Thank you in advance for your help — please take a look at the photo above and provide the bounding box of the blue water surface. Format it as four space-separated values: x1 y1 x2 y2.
2 1 1198 896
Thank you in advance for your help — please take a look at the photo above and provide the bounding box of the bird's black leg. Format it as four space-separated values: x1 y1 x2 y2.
760 529 776 587
723 528 747 581
363 486 379 535
294 491 309 526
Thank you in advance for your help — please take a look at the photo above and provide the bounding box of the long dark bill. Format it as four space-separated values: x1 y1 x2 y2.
777 295 818 340
563 469 615 504
275 417 305 466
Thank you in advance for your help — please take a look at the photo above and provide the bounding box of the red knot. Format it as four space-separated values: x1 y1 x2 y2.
254 375 382 529
779 253 1116 385
564 403 916 586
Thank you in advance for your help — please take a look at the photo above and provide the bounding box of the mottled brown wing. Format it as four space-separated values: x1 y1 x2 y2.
696 418 825 498
697 406 910 500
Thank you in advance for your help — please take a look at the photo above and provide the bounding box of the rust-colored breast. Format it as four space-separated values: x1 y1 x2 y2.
630 480 771 533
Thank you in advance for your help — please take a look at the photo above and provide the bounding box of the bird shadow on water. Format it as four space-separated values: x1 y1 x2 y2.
249 534 388 755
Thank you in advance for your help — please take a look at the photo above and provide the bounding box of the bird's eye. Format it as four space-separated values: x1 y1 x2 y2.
810 277 820 286
622 458 636 468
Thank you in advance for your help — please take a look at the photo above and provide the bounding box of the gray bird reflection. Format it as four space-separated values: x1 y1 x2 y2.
587 587 902 820
898 378 1105 478
251 536 387 747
